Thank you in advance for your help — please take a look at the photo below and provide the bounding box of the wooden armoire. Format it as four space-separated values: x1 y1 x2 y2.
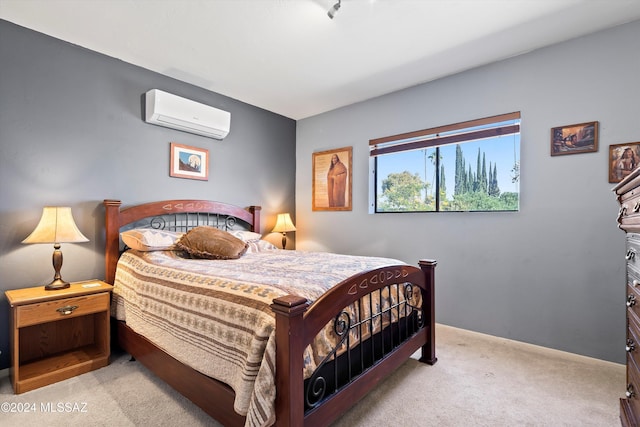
614 166 640 426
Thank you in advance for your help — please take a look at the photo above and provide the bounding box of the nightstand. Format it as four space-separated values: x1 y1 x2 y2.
5 280 113 394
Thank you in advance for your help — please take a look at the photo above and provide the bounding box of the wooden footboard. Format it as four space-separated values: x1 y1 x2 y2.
272 260 436 426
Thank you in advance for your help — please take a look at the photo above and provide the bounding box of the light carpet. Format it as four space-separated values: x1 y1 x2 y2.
0 324 625 426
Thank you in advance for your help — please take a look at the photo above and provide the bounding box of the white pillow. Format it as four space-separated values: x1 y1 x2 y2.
245 239 278 253
228 230 263 242
121 229 183 251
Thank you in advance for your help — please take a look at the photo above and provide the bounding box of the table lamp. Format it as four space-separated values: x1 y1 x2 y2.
22 206 89 290
271 213 296 250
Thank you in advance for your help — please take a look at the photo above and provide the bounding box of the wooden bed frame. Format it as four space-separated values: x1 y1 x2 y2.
103 199 437 427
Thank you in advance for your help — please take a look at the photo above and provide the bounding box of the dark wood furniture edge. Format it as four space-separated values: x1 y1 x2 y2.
620 397 636 426
615 166 640 427
419 259 438 364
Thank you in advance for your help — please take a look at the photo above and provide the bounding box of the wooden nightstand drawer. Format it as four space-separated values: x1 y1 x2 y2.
16 293 109 328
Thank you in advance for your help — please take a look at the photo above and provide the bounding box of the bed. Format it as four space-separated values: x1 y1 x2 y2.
103 199 437 427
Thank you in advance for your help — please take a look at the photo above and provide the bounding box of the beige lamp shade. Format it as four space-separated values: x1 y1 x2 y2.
271 213 296 233
23 206 89 290
23 206 89 244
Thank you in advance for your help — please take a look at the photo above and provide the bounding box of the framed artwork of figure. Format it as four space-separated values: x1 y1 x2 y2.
610 142 640 183
312 147 352 211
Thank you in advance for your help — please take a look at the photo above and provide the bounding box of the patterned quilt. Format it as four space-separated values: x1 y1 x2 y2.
112 249 409 427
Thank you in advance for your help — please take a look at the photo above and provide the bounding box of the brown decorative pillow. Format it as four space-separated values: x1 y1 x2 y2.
175 226 248 259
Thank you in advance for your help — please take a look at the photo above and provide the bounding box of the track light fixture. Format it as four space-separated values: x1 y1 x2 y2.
327 0 341 19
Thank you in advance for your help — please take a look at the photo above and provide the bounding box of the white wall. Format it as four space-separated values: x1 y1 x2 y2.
295 20 640 363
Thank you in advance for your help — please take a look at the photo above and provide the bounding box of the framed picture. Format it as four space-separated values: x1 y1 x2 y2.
550 121 598 156
312 147 352 211
169 142 209 180
609 142 640 183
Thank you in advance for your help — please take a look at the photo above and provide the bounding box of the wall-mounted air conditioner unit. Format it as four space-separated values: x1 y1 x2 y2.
144 89 231 140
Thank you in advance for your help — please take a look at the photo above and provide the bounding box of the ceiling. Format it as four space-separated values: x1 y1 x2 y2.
2 0 640 120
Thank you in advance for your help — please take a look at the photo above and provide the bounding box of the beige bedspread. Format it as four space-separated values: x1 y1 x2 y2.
112 249 412 427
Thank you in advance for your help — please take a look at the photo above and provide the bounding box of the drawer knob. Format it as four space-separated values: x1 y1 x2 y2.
627 339 636 352
634 201 640 213
627 249 637 261
634 279 640 287
56 305 78 315
628 384 636 398
628 295 637 307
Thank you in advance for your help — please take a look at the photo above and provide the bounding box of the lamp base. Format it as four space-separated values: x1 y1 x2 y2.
45 278 70 291
45 244 70 290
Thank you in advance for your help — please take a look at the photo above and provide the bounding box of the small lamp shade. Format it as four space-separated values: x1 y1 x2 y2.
272 213 296 249
23 207 89 244
23 207 89 290
272 213 296 233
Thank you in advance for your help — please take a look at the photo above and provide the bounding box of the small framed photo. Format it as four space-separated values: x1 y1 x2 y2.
550 121 598 156
169 142 208 180
609 142 640 183
312 147 352 211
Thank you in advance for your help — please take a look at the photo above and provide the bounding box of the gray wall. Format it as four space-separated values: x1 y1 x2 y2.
0 20 296 370
296 20 640 363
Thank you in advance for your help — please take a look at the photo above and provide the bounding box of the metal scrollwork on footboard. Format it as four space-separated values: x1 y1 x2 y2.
304 282 424 410
306 310 351 408
404 283 424 328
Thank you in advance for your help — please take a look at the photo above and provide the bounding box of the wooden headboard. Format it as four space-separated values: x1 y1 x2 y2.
103 199 261 284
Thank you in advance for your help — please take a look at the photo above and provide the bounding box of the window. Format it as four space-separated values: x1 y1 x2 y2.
370 112 520 212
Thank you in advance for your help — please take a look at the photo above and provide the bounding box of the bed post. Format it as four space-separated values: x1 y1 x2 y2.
418 259 437 365
271 295 308 427
248 205 261 233
103 199 122 285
